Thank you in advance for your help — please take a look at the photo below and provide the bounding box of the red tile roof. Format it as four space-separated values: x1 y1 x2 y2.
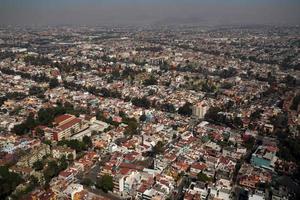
266 146 278 153
119 168 132 175
191 163 207 171
59 170 73 178
57 118 82 131
119 162 144 171
54 114 73 124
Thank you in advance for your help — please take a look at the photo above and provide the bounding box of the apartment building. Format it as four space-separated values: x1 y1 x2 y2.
45 114 88 141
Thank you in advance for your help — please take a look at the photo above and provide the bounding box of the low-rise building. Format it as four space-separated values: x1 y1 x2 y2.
52 146 76 160
16 144 50 167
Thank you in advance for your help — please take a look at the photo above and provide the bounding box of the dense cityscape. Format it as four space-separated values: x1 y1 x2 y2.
0 23 299 200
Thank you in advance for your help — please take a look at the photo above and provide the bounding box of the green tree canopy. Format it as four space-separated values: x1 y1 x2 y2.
59 156 68 171
44 160 60 184
178 102 192 116
33 160 44 171
143 75 158 86
57 139 89 153
197 172 211 183
83 136 93 148
0 166 23 199
67 153 74 161
81 178 94 187
132 97 151 109
96 175 114 193
153 141 164 155
204 106 222 122
49 78 60 89
29 86 44 96
139 114 147 122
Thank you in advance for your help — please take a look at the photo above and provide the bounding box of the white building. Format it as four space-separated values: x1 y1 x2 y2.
52 146 76 160
64 183 84 200
192 100 210 119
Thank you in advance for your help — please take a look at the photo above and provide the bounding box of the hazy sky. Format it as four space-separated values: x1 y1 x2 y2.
0 0 299 26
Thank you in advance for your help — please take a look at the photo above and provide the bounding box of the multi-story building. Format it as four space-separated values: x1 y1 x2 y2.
16 144 50 167
52 146 76 160
250 145 278 170
113 174 125 194
113 170 141 197
44 114 88 141
192 101 209 119
27 189 57 200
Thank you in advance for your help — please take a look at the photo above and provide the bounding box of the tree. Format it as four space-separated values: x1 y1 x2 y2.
285 74 296 87
290 93 300 111
83 136 93 149
139 114 147 122
219 67 237 79
37 108 54 125
277 136 300 166
0 166 23 199
67 153 74 162
29 175 39 187
132 97 151 109
13 123 29 135
12 113 38 135
143 76 158 86
153 141 164 155
243 136 255 150
267 72 276 84
111 70 120 79
232 160 242 182
204 107 222 122
81 178 93 186
35 127 45 138
124 125 138 136
14 175 40 197
53 105 66 116
8 175 39 199
43 140 52 146
122 67 135 78
119 111 126 119
233 116 243 128
96 110 106 121
197 172 211 182
172 133 177 139
201 81 217 93
64 101 74 113
124 119 138 136
96 175 114 193
161 103 176 113
250 109 263 121
178 102 192 116
25 113 36 129
49 78 59 89
99 88 110 97
271 112 288 129
57 139 86 153
29 86 44 96
59 156 68 171
33 160 44 171
44 160 59 184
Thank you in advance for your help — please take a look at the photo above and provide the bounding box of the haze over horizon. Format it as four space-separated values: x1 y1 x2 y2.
0 0 300 26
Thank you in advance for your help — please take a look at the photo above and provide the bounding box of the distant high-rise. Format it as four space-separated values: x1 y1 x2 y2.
192 100 209 119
